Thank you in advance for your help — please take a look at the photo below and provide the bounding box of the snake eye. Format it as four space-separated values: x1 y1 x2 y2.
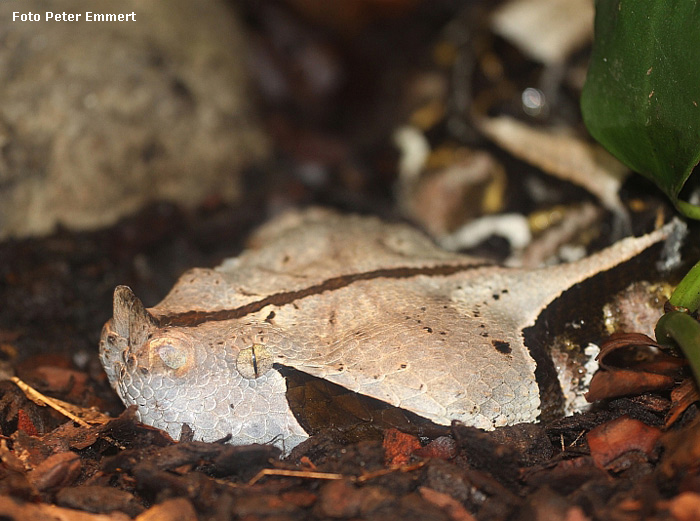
146 335 193 374
156 343 187 369
236 344 273 379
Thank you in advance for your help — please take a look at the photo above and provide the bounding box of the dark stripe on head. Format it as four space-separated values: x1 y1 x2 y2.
158 263 492 327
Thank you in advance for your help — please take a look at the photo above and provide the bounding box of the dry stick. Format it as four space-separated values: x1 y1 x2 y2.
11 376 125 450
11 376 93 428
248 468 345 485
247 460 426 486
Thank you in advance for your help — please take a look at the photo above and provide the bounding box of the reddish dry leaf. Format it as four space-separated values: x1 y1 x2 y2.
136 497 197 521
383 427 421 466
419 486 477 521
666 492 700 521
586 332 684 402
666 379 700 428
597 332 661 360
280 490 318 508
615 498 644 517
317 479 391 518
549 455 599 473
596 332 683 374
17 408 39 437
563 507 593 521
632 357 688 374
585 369 676 402
27 451 81 492
414 436 457 460
659 417 700 479
587 415 662 469
521 487 593 521
57 486 145 517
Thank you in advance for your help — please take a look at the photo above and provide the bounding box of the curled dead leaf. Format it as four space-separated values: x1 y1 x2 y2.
585 333 685 403
586 370 676 403
665 379 700 428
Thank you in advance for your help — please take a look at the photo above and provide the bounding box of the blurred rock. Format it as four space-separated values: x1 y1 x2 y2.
0 0 268 239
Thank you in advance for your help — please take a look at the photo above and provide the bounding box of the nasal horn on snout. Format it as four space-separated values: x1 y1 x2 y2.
113 286 158 346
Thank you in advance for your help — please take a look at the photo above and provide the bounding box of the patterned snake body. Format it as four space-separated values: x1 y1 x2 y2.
100 210 681 450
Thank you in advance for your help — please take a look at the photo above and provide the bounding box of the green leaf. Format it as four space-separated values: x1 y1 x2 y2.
669 259 700 313
581 0 700 218
655 311 700 386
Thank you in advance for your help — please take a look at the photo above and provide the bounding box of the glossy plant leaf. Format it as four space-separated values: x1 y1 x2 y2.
581 0 700 218
669 259 700 313
655 311 700 386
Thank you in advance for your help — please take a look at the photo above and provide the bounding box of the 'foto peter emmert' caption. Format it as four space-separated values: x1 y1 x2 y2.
13 12 136 22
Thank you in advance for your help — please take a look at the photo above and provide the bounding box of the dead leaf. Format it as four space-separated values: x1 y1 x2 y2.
414 436 457 460
17 408 39 437
135 498 197 521
666 379 700 428
586 333 685 403
317 479 391 518
383 427 421 466
27 451 81 492
659 417 700 479
596 333 662 366
56 486 145 517
586 370 676 403
666 492 700 521
477 116 629 223
419 486 477 521
0 495 130 521
587 415 662 469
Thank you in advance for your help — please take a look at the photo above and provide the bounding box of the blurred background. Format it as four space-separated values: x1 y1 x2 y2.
0 0 676 372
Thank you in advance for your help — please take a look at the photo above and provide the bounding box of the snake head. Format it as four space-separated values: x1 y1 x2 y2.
99 286 308 448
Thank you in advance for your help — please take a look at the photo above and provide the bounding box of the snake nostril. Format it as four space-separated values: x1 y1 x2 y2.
124 353 137 370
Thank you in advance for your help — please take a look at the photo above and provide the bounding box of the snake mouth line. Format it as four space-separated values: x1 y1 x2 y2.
157 262 493 328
